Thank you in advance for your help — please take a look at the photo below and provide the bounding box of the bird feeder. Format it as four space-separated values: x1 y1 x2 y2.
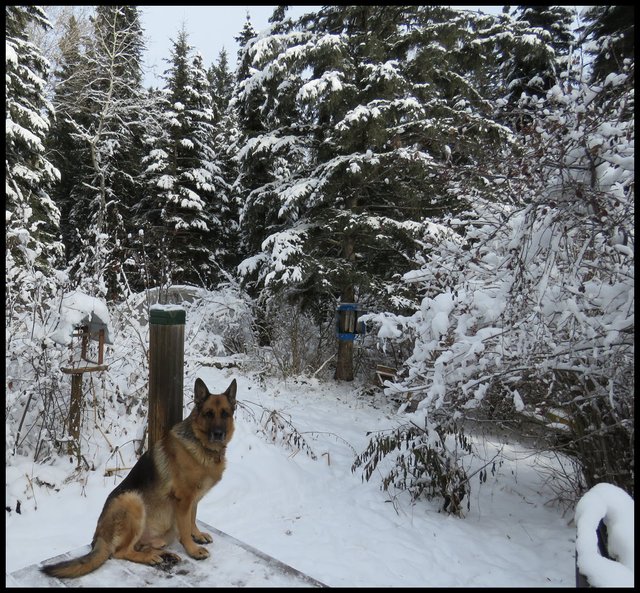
50 291 113 462
60 321 111 375
336 302 366 341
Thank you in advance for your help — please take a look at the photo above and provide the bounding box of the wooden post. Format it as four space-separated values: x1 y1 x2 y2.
335 292 356 382
148 306 185 451
68 373 83 460
80 325 88 360
98 328 105 365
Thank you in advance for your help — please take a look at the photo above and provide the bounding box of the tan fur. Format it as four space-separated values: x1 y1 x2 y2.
41 378 237 579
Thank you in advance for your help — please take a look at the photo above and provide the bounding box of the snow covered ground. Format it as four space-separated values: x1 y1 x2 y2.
6 364 578 587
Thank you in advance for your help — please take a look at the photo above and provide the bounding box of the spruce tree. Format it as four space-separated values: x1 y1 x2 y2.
235 11 258 75
235 6 517 379
511 5 575 89
207 49 234 123
580 6 635 83
6 6 63 307
486 6 574 129
209 49 240 275
139 29 225 288
47 14 92 260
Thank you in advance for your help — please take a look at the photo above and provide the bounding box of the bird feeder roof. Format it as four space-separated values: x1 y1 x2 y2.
50 291 114 346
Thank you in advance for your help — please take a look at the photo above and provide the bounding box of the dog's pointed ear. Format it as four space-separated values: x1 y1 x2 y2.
225 379 237 410
194 378 210 408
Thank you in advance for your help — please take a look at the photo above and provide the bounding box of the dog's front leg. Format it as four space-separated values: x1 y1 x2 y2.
176 498 209 560
190 502 213 544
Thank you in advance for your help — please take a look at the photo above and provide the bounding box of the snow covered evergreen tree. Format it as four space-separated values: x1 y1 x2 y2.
48 5 147 300
579 6 635 83
207 48 234 123
506 6 574 97
206 48 240 275
6 5 63 307
234 6 518 380
234 11 258 81
139 29 226 288
6 5 68 465
46 14 91 260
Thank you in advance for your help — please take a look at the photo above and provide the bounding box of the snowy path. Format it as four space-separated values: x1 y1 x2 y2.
6 366 577 587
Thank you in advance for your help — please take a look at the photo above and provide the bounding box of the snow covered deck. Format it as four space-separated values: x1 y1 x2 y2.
8 521 327 588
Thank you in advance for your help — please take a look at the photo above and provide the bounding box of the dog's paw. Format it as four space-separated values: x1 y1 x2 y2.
160 552 182 565
187 546 210 560
192 530 213 544
155 552 182 572
147 552 167 565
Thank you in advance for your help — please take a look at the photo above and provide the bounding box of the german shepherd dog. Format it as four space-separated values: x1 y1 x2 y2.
41 378 237 578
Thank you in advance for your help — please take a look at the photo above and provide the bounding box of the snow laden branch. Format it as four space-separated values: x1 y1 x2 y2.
238 225 310 289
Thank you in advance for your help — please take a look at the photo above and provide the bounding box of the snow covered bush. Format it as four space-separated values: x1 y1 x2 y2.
6 303 68 464
179 284 257 365
112 283 256 374
360 54 634 506
352 416 473 515
6 284 254 468
248 298 336 379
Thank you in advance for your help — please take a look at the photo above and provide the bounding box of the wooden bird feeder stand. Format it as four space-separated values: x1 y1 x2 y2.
51 291 113 464
61 324 109 374
60 323 111 463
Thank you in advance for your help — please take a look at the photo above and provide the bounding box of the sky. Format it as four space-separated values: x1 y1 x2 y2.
138 5 510 89
138 5 320 88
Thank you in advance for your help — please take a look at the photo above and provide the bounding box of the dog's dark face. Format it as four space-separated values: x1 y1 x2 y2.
192 378 236 448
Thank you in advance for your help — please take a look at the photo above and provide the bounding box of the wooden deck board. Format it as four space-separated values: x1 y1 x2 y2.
8 521 327 588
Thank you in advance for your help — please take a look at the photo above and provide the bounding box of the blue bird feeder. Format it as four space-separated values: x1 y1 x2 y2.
336 302 366 341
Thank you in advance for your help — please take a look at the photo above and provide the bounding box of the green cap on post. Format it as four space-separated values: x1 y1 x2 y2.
149 306 186 325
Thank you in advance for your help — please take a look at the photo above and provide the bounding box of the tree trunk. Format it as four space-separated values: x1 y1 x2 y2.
334 234 356 381
335 338 354 381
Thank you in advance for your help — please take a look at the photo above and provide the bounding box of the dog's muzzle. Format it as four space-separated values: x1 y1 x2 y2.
209 430 226 443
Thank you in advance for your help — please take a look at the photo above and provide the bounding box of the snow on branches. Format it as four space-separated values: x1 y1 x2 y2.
366 58 634 500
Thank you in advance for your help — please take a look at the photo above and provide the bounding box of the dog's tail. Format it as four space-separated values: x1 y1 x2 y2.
40 536 111 579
